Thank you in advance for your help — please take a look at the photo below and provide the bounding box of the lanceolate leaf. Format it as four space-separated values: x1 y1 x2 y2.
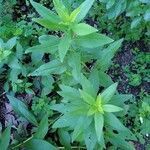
68 52 81 81
58 129 71 149
25 42 59 54
58 32 72 62
96 39 123 71
75 0 95 23
0 127 11 150
80 75 96 98
34 115 48 139
30 0 60 23
79 89 95 105
75 33 114 48
24 139 58 150
7 95 38 126
72 117 85 142
59 85 80 101
53 0 69 22
69 7 81 22
89 69 100 94
84 124 97 150
94 113 105 147
105 113 127 131
72 23 98 36
32 18 66 31
6 37 17 50
108 132 135 150
29 59 66 76
101 83 118 104
103 104 123 112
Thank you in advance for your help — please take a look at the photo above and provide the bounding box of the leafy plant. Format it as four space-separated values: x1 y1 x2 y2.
0 37 17 65
0 0 148 149
51 75 136 149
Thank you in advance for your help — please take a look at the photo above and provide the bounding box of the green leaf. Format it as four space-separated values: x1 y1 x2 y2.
25 42 59 54
0 127 11 150
94 113 105 147
75 33 114 48
72 23 98 36
68 52 81 81
59 85 80 101
26 35 60 54
72 117 85 142
89 69 100 94
30 0 60 23
144 8 150 21
58 129 71 149
131 17 142 29
105 113 126 131
69 7 81 22
32 18 66 31
58 32 72 62
84 124 97 150
53 115 78 128
106 0 115 9
34 115 48 139
99 71 113 87
96 39 123 71
39 35 59 44
101 83 118 104
75 0 95 23
6 37 17 50
80 75 96 98
103 104 123 112
53 0 69 22
79 89 95 105
29 59 66 76
108 132 135 150
7 95 38 126
24 139 58 150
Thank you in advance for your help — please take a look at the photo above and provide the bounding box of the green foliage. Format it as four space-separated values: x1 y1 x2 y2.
0 127 11 150
51 77 135 149
7 95 38 126
0 0 149 149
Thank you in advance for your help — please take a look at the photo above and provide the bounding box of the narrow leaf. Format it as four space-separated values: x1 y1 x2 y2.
79 89 95 105
58 32 71 62
32 18 66 31
75 33 114 48
72 23 98 36
101 83 118 104
25 42 58 54
29 59 66 76
76 0 95 23
7 95 38 125
0 127 11 150
103 104 123 112
94 113 105 147
30 0 60 23
69 7 81 22
34 115 48 139
53 0 69 21
24 139 58 150
105 113 126 131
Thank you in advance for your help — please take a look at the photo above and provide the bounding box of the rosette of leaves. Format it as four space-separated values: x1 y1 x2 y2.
26 0 114 63
51 75 136 150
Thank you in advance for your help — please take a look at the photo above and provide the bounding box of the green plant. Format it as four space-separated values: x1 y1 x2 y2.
0 37 17 66
0 0 147 149
51 76 136 149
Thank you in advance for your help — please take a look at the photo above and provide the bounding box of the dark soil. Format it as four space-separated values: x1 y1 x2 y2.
108 41 150 97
